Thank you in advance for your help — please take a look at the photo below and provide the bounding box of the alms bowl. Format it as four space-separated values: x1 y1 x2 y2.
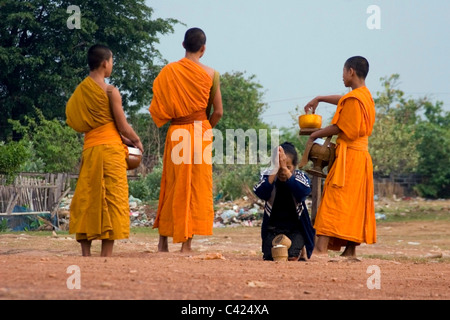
298 114 322 129
127 146 142 170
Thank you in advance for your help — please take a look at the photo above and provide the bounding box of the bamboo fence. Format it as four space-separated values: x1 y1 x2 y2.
0 173 72 218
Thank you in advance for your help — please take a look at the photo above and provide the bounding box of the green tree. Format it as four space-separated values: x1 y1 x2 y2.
212 71 271 200
413 101 450 198
370 74 449 198
370 75 420 175
213 71 271 164
215 71 269 133
9 108 83 172
0 0 178 141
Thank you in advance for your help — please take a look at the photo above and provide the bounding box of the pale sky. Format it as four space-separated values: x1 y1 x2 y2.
147 0 450 128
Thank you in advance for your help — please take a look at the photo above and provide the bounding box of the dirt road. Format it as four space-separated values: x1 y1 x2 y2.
1 217 449 305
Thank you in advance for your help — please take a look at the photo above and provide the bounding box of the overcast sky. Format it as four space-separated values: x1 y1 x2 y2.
147 0 450 128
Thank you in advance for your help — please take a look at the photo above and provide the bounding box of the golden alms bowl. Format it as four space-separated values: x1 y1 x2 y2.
298 114 322 129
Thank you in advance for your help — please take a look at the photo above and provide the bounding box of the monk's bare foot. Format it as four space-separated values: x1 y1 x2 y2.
308 250 330 262
314 235 330 253
331 243 362 262
341 242 357 257
101 240 114 257
158 236 169 252
312 247 329 256
180 238 192 253
80 240 92 257
346 256 362 262
328 255 362 263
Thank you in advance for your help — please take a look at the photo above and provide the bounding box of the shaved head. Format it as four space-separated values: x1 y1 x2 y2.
344 56 369 79
87 44 112 71
183 28 206 53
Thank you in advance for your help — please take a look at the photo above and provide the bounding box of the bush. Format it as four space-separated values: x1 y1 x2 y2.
0 140 30 184
129 160 265 203
128 160 163 202
0 218 10 232
9 108 83 173
214 163 263 201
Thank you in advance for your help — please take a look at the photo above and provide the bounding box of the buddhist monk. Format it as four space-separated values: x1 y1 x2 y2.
149 28 223 252
66 44 143 257
303 56 376 259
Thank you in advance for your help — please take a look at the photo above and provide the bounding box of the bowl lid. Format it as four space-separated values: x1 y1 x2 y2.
128 146 142 156
313 138 325 146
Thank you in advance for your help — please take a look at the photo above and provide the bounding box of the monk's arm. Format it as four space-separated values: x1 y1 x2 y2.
309 124 341 140
109 88 143 152
209 85 223 128
304 95 343 113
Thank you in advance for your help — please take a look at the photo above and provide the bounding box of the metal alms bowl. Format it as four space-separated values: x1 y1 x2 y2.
127 146 142 170
298 137 336 178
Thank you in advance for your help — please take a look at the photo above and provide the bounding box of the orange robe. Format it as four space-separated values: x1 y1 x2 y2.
314 86 376 250
149 58 215 243
66 77 129 241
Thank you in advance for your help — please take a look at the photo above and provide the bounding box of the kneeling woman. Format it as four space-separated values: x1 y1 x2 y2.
253 142 315 261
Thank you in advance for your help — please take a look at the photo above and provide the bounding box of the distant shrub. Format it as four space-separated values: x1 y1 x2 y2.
9 108 82 173
214 163 263 201
128 160 163 201
0 140 30 184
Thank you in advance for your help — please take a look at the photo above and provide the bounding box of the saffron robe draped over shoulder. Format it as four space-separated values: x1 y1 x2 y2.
149 58 216 243
66 76 129 241
314 86 376 250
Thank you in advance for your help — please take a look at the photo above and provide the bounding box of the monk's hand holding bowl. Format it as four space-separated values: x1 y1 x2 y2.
121 135 144 154
133 139 144 154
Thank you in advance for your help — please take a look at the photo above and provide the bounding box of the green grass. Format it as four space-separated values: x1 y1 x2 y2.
129 226 159 235
376 206 449 223
0 230 68 237
0 227 158 236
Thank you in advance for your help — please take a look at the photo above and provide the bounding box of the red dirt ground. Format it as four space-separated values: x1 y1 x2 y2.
1 213 449 304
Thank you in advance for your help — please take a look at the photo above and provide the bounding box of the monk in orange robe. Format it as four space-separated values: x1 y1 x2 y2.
149 28 223 252
66 44 143 257
304 56 376 259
